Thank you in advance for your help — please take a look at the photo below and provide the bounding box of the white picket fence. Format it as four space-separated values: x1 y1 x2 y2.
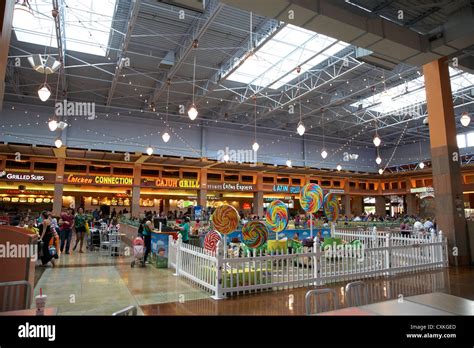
168 229 448 299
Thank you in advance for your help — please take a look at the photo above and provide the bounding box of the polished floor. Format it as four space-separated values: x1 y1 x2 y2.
33 249 474 316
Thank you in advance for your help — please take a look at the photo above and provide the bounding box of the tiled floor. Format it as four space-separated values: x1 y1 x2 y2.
34 250 474 316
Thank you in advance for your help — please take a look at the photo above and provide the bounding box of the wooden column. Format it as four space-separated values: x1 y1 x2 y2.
131 163 141 218
253 172 264 217
198 168 207 208
375 196 386 216
52 158 65 215
423 57 469 265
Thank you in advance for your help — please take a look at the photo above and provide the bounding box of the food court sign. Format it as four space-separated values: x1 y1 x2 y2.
272 185 301 194
206 182 255 191
66 174 133 186
142 178 200 189
0 171 55 182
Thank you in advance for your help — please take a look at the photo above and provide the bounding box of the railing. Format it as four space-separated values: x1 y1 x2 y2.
168 229 447 299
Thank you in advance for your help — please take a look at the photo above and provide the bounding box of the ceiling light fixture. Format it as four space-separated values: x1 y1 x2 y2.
223 153 230 162
286 159 292 168
163 79 171 143
373 134 381 147
419 162 425 169
27 54 61 75
146 146 153 156
321 108 328 159
252 95 259 152
378 168 383 175
48 118 58 131
460 111 471 127
321 149 328 159
54 137 62 148
38 83 51 102
188 55 198 121
162 132 170 143
296 69 305 136
336 164 342 171
375 156 382 165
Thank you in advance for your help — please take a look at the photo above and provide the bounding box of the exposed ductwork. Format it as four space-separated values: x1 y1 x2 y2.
219 0 474 72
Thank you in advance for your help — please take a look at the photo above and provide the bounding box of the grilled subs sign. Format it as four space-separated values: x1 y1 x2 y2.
0 171 54 182
66 174 133 185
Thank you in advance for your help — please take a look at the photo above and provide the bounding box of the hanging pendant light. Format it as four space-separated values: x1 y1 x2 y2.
378 168 383 175
373 134 381 147
297 122 305 136
162 132 170 143
146 146 153 156
163 80 171 143
38 83 51 102
375 156 382 165
321 149 328 159
223 153 230 162
252 95 259 152
54 137 62 148
419 162 425 169
252 142 259 152
321 108 327 159
286 159 292 168
336 164 342 171
460 112 471 127
188 55 198 121
48 118 58 131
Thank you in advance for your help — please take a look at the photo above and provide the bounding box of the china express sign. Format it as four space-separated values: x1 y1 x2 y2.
66 174 133 185
151 178 200 189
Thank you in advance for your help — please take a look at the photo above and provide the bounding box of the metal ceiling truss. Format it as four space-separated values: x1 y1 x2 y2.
52 0 68 94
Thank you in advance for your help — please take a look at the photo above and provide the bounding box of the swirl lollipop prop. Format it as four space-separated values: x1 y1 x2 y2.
242 221 268 249
323 193 339 222
265 200 288 239
204 230 221 253
300 183 323 237
211 204 240 257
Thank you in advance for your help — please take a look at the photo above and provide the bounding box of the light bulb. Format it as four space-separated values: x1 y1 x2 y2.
375 156 382 165
460 112 471 127
252 142 259 152
336 164 342 171
419 162 425 169
38 83 51 102
48 119 58 131
188 104 198 120
162 132 170 143
321 149 328 159
54 138 62 148
373 135 381 147
223 154 230 162
286 159 292 167
378 168 383 175
146 146 153 156
297 122 305 136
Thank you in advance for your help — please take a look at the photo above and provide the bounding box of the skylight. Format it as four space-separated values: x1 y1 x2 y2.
13 0 117 57
352 68 474 114
226 24 350 90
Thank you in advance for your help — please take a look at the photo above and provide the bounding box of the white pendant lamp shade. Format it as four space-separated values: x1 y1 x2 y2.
296 122 305 136
13 1 35 28
48 119 58 131
373 135 381 147
336 164 342 171
38 83 51 102
378 168 383 175
223 153 230 162
286 159 292 167
460 112 471 127
162 132 170 143
188 104 198 120
375 156 382 165
146 146 153 156
54 138 62 148
419 162 425 169
252 141 259 152
321 149 328 159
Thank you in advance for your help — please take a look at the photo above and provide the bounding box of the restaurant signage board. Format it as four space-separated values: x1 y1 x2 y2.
0 171 55 183
206 182 255 191
271 185 301 194
66 174 133 185
410 187 434 194
141 178 200 189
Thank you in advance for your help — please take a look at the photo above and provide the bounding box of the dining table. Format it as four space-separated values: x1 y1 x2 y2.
404 292 473 315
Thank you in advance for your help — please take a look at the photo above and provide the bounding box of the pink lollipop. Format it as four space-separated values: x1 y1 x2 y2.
204 230 221 252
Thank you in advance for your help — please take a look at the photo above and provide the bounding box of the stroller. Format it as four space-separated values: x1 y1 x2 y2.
131 236 145 268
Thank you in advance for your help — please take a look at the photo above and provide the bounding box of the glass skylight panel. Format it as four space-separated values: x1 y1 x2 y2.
13 0 116 57
351 67 474 114
226 24 349 90
467 132 474 147
457 134 466 149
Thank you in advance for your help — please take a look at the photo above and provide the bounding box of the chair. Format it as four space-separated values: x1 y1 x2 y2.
0 280 31 312
345 281 369 307
108 232 123 256
99 230 112 256
112 305 137 316
305 288 338 315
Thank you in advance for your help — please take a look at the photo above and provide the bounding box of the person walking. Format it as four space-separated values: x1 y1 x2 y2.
38 211 58 267
59 208 74 254
177 217 190 244
72 207 87 253
142 220 153 264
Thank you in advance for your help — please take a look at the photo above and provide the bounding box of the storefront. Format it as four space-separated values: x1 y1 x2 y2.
206 181 255 212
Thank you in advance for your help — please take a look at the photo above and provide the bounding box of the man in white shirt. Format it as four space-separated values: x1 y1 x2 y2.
413 220 423 231
423 218 434 231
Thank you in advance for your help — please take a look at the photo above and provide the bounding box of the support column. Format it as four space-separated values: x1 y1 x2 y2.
199 168 207 209
252 172 264 217
52 158 65 215
342 195 351 217
0 1 14 110
375 196 386 216
131 164 141 218
405 194 417 216
352 196 363 215
424 57 469 265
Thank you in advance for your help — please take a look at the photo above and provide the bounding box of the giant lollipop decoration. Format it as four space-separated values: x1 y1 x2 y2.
211 204 240 235
300 183 323 213
204 230 221 252
323 193 339 222
300 183 323 237
265 200 288 234
242 221 268 249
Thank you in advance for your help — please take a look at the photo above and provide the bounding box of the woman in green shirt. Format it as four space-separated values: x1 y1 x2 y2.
177 217 190 243
73 207 87 253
